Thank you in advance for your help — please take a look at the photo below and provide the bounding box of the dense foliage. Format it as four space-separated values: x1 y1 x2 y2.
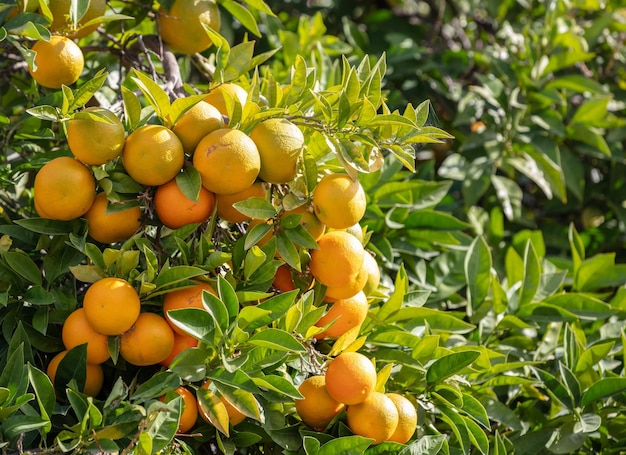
1 0 626 454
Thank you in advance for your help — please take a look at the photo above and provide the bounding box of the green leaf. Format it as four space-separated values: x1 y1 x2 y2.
580 377 626 407
153 265 208 290
202 291 229 335
122 86 142 130
69 70 108 110
464 236 491 316
220 0 261 36
233 197 277 219
404 210 470 230
248 328 306 352
569 95 610 127
518 241 541 307
14 218 74 235
216 275 239 321
175 167 203 203
166 308 215 343
426 351 481 384
317 436 373 455
132 371 180 401
26 105 59 121
130 69 171 121
3 251 42 285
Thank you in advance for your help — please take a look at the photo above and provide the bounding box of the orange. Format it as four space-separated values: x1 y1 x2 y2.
295 375 345 431
216 182 267 223
282 205 325 241
222 397 246 426
122 125 184 186
193 128 261 195
203 83 248 117
159 332 199 367
346 392 399 445
386 393 417 444
84 193 142 244
47 0 106 38
154 178 216 229
249 118 304 184
47 350 104 397
67 107 126 165
161 386 198 434
163 281 217 334
324 264 368 301
313 173 367 229
309 231 365 290
328 222 364 242
172 101 225 154
61 308 110 364
314 291 368 339
29 35 84 89
325 351 376 405
159 0 220 55
361 251 380 297
83 277 141 336
272 264 296 293
34 156 95 221
120 313 175 366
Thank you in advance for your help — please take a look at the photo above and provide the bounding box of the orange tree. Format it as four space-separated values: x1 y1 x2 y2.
1 1 626 455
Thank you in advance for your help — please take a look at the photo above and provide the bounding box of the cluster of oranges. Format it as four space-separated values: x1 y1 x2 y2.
295 351 418 445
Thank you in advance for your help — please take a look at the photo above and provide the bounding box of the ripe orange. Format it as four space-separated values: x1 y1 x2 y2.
314 291 368 339
249 118 304 184
29 35 84 89
67 107 126 165
47 0 106 38
386 393 417 444
346 392 399 445
120 313 175 366
34 156 95 221
203 83 248 117
61 308 110 364
159 332 199 367
159 0 220 55
122 125 184 186
172 101 225 154
295 375 345 431
309 231 365 290
193 128 261 195
161 386 198 434
325 351 376 405
47 350 104 397
282 205 325 241
361 250 381 296
222 397 246 426
324 264 368 301
163 281 217 334
154 178 216 229
313 173 367 229
273 264 296 293
84 193 142 244
216 182 267 223
83 277 141 336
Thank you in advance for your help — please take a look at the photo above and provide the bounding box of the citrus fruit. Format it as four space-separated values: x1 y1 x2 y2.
313 173 367 229
273 264 296 293
295 375 345 431
325 351 376 405
249 118 304 184
161 386 198 434
34 156 95 221
216 182 267 223
47 0 106 38
328 222 364 242
83 277 141 336
193 128 261 195
346 391 399 445
386 393 417 444
314 291 368 339
282 205 325 241
61 308 110 364
172 101 225 154
159 332 199 367
120 313 175 366
84 193 142 244
159 0 220 55
28 35 84 89
154 178 216 229
47 350 104 397
122 125 185 186
203 83 248 117
361 250 381 296
324 264 368 301
309 231 365 290
67 107 126 165
163 281 217 334
223 397 246 426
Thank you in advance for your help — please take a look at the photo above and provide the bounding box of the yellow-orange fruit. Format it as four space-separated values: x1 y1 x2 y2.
295 375 345 431
84 193 142 244
120 313 175 366
346 392 399 445
29 36 84 88
62 308 110 364
83 277 141 336
314 291 368 339
325 351 376 405
154 178 215 229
